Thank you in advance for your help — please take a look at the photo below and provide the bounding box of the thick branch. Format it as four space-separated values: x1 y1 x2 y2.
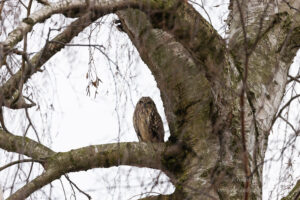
0 12 100 108
0 129 54 159
117 8 237 199
117 9 213 137
225 1 300 198
0 0 181 108
149 2 226 78
47 142 180 172
8 142 181 200
2 0 179 49
7 167 61 200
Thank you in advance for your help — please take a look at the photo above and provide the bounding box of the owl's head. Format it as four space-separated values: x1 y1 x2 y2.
137 97 155 106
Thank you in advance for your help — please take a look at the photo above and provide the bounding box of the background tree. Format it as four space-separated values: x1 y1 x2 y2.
0 0 300 199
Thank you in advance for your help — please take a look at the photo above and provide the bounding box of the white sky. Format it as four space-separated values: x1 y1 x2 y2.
1 0 300 199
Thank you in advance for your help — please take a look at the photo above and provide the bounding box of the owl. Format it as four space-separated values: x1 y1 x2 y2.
133 97 164 143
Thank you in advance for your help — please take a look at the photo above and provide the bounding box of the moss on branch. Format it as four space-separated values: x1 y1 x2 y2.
8 141 181 200
0 129 54 159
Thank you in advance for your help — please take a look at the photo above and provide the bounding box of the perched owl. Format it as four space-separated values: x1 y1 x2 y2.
133 97 164 143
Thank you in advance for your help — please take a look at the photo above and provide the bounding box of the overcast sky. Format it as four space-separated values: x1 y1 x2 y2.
1 0 300 199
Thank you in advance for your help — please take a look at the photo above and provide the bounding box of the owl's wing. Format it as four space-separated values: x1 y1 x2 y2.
136 131 142 141
150 110 164 142
133 110 142 142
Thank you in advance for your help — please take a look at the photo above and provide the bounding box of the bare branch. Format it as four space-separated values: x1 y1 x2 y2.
25 108 41 143
287 75 300 84
0 0 181 109
282 0 300 13
59 179 68 200
0 159 42 172
0 129 54 159
7 167 61 200
2 0 179 50
188 0 212 25
272 94 300 125
64 174 91 200
7 142 182 200
0 12 100 109
279 115 297 134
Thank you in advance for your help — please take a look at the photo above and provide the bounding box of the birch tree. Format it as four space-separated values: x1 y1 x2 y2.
0 0 300 199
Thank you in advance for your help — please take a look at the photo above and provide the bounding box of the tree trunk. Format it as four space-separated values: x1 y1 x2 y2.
0 0 299 199
117 1 300 199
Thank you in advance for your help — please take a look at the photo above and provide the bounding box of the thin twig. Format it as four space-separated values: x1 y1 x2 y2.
50 41 104 49
59 179 68 200
25 161 34 184
279 115 297 134
188 0 212 25
25 108 41 143
128 192 164 200
282 0 300 13
64 174 91 200
9 155 22 195
273 94 300 124
287 75 300 84
0 159 41 172
18 0 28 9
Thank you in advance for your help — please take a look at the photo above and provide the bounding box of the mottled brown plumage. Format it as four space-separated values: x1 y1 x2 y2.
133 97 164 143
